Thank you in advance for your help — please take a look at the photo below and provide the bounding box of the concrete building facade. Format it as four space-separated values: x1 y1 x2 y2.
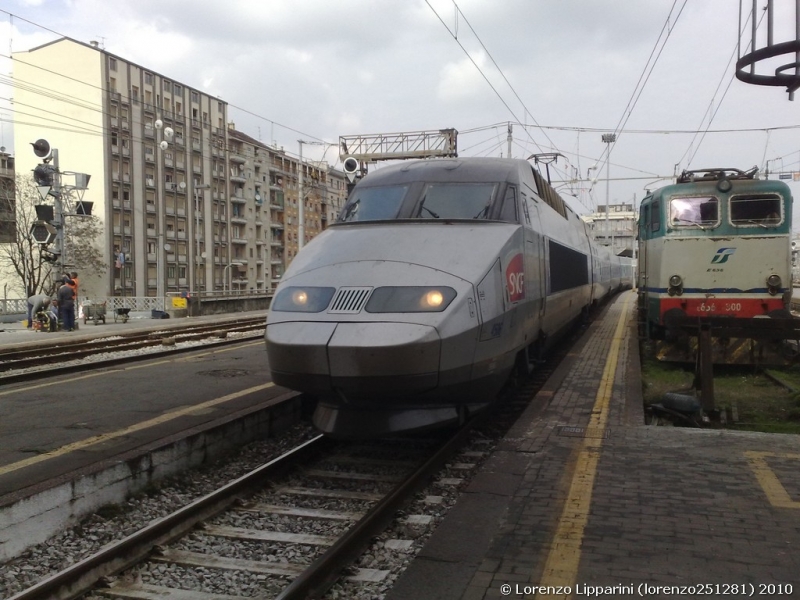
11 37 346 299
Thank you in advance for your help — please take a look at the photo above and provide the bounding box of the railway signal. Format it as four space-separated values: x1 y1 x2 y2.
29 221 57 245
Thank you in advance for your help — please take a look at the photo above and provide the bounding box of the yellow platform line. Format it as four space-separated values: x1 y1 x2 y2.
535 295 631 600
745 451 800 509
0 381 274 477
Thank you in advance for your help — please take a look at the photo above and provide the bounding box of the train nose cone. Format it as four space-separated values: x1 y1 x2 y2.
328 322 440 394
265 321 441 396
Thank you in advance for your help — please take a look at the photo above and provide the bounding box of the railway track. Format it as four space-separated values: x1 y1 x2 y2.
9 424 476 600
2 308 595 600
0 317 266 383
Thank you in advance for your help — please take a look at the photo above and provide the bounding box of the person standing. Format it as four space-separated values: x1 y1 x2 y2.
26 293 51 329
67 272 80 329
57 276 76 332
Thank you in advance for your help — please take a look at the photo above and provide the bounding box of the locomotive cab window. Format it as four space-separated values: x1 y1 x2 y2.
729 194 782 227
668 196 718 229
338 185 409 222
415 183 498 220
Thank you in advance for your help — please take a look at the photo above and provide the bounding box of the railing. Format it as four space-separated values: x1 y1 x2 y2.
0 298 27 314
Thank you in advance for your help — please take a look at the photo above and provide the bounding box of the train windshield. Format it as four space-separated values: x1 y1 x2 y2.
729 194 782 227
339 185 409 222
415 183 497 220
669 196 719 229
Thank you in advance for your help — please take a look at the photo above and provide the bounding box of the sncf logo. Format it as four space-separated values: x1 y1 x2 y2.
711 247 736 264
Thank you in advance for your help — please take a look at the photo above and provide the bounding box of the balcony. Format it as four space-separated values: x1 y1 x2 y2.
231 194 246 204
229 152 246 164
230 173 246 184
230 215 247 225
270 222 285 229
231 237 247 245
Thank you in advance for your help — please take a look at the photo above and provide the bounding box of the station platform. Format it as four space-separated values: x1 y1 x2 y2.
387 291 800 599
0 309 266 349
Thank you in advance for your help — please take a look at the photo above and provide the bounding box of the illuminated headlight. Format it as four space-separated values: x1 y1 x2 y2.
767 274 782 295
365 286 457 313
272 286 335 312
668 274 683 297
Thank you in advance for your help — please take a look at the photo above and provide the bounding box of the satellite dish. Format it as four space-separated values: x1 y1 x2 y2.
255 194 263 205
164 243 172 251
0 146 5 153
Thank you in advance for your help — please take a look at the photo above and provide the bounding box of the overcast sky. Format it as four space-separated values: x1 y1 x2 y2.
3 0 800 220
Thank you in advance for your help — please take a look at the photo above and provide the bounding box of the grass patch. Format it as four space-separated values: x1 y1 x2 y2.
640 345 800 434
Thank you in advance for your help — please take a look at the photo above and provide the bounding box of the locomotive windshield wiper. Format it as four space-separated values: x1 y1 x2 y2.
419 205 440 218
742 219 767 229
473 204 490 219
674 218 706 230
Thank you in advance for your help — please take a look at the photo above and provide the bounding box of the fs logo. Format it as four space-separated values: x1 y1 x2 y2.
711 247 736 264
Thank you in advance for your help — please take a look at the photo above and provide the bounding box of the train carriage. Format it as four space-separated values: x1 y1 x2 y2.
265 157 629 437
637 168 793 361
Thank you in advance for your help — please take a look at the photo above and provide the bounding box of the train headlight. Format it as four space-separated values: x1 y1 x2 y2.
272 286 335 312
668 274 683 297
767 274 782 295
366 286 457 313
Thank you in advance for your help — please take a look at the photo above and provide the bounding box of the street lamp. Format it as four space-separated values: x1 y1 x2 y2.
601 133 617 250
153 119 175 301
223 262 243 293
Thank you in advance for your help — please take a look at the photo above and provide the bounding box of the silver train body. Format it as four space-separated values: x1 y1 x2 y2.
265 157 632 437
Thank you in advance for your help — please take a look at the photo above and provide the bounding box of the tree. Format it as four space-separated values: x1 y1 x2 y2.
0 175 106 298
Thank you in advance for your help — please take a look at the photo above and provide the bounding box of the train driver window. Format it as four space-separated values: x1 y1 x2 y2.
668 196 718 228
499 186 519 222
338 185 409 222
650 201 661 232
729 194 782 227
415 183 497 220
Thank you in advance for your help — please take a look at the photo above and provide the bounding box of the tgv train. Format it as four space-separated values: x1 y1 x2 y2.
265 157 632 437
637 168 793 347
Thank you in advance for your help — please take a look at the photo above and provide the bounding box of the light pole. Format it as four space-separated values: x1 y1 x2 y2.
153 119 174 301
602 133 616 250
223 262 243 293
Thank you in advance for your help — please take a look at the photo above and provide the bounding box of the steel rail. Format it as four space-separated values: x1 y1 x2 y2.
0 317 266 363
6 434 329 600
0 323 265 371
276 420 477 600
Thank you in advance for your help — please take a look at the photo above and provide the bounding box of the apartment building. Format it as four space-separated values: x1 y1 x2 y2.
225 128 348 289
0 151 14 244
582 202 637 257
12 37 347 297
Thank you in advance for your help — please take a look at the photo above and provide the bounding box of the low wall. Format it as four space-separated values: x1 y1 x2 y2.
190 294 271 317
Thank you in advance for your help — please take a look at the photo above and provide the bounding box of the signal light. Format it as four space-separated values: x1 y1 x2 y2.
29 221 57 245
31 139 51 159
34 204 55 222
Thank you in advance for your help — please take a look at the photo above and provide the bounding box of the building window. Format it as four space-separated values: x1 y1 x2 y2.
164 80 172 93
145 72 153 85
109 57 117 71
109 77 117 92
174 84 182 96
191 90 199 103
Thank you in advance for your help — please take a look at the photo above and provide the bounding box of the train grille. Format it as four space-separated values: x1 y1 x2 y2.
328 287 373 314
